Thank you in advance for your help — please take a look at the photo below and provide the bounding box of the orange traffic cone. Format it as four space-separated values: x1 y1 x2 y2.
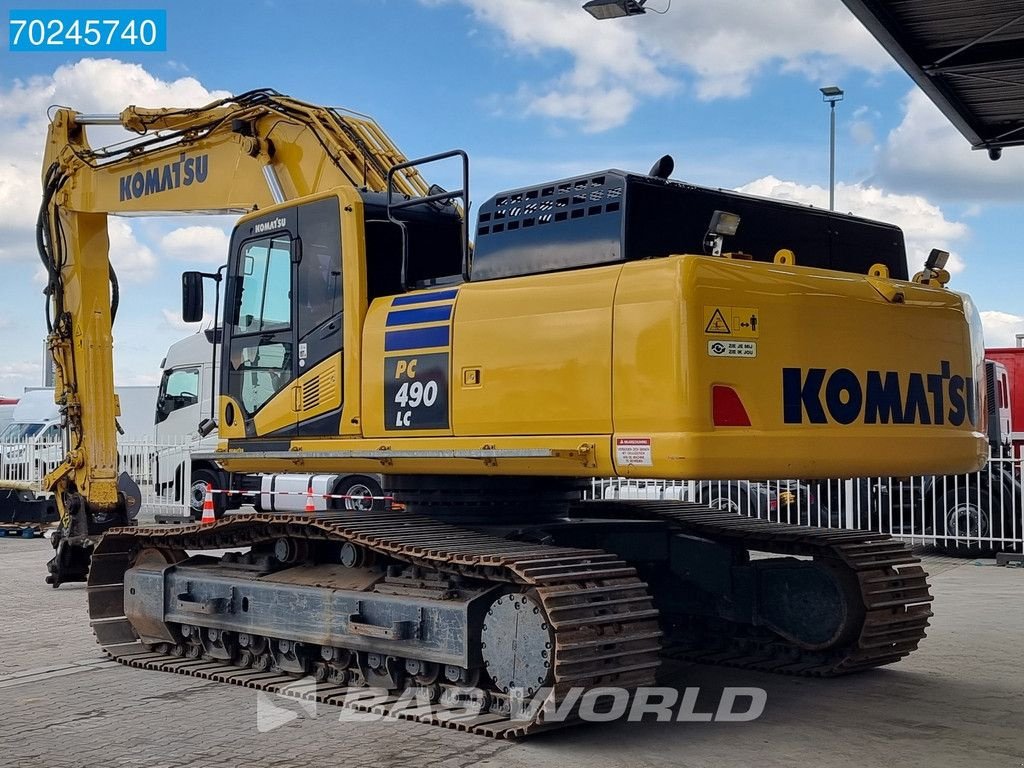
304 487 316 514
200 483 217 525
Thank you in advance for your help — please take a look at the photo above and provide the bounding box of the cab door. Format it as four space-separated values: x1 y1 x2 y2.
224 198 344 441
224 218 298 439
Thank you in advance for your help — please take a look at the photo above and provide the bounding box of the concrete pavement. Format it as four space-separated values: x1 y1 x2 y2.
1 538 1021 768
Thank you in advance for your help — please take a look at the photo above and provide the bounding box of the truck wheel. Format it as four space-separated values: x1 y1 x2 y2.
331 475 385 513
189 468 225 521
704 483 751 515
707 493 743 514
935 488 993 554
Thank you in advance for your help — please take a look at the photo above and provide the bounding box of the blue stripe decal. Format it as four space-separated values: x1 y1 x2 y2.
391 289 458 307
385 325 451 352
386 305 453 327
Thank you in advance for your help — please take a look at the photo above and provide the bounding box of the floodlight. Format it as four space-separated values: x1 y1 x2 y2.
583 0 646 20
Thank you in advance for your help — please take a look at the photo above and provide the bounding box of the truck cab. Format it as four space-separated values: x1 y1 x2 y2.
154 329 225 517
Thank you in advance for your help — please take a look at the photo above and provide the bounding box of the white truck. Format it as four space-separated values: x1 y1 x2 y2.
155 330 385 519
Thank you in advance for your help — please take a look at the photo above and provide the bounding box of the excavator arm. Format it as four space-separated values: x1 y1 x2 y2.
38 89 431 585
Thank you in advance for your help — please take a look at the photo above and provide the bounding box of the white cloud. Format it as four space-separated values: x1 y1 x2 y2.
0 59 228 390
109 219 157 282
0 58 229 264
20 215 157 282
875 89 1024 201
433 0 892 130
737 176 968 273
0 162 39 261
0 360 44 396
850 120 875 146
160 226 231 266
0 57 224 118
980 311 1024 348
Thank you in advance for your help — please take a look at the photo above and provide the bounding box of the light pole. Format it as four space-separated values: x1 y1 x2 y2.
820 86 844 212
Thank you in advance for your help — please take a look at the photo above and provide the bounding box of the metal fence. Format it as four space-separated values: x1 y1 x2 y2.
0 434 196 521
3 433 1021 552
590 449 1024 552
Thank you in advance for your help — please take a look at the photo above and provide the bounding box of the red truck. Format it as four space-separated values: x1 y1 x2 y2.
983 346 1023 456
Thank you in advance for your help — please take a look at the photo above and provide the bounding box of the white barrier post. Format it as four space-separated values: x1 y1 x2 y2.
844 478 856 530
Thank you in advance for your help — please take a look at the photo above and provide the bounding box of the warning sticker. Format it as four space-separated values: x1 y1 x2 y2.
704 308 731 334
703 306 760 338
708 339 757 358
616 437 653 467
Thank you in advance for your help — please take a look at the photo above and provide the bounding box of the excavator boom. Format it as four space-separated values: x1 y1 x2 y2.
38 89 432 584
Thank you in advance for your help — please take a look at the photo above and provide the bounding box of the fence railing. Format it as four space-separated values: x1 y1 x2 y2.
590 449 1024 552
3 434 1021 551
0 434 197 520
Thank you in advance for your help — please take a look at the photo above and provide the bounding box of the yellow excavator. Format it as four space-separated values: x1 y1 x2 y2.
40 89 986 737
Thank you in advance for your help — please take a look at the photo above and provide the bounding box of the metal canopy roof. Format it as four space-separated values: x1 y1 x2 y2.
842 0 1024 156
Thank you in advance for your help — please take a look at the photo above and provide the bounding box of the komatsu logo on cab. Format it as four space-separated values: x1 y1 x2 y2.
119 152 208 201
783 362 977 426
253 217 286 234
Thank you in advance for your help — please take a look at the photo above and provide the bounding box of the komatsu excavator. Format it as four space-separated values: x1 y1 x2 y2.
39 89 987 737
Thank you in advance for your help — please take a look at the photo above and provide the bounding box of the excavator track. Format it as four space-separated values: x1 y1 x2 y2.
86 509 663 739
86 501 931 738
580 499 934 676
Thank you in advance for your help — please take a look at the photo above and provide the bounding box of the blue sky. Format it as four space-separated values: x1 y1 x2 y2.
1 0 1022 394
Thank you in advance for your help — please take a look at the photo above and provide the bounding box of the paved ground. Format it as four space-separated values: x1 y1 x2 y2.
1 538 1022 768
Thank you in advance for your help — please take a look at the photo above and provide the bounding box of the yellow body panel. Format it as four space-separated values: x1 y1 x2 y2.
217 252 986 481
449 268 616 436
246 352 344 438
611 256 986 478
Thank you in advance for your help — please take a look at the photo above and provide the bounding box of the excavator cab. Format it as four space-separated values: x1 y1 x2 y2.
187 174 466 445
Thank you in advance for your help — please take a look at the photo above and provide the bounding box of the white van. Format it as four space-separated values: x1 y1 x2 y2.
0 386 157 485
0 390 63 482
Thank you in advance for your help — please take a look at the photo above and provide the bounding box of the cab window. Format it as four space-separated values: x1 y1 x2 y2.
296 198 342 340
237 236 292 333
227 233 295 419
156 367 201 423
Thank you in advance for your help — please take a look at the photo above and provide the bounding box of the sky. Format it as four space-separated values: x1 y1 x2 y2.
0 0 1022 395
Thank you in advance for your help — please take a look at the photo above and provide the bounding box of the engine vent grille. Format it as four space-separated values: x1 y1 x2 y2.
300 369 338 412
476 175 623 237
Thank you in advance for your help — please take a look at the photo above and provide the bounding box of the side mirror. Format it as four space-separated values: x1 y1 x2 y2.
182 272 205 322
